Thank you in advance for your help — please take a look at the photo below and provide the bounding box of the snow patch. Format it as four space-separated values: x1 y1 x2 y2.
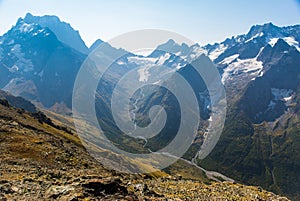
268 38 279 47
283 37 300 51
208 44 227 61
19 22 34 33
245 32 264 43
128 56 157 64
137 65 151 82
268 100 276 109
128 53 178 82
271 88 293 102
7 40 15 45
157 53 171 65
267 88 294 110
219 54 239 65
221 58 263 83
9 65 19 73
268 37 300 51
38 70 44 77
10 44 34 72
128 56 160 82
117 60 126 65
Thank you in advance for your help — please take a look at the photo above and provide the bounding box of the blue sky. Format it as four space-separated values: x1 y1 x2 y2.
0 0 299 47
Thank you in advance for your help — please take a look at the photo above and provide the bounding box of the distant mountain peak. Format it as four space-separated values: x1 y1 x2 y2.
247 22 282 39
147 39 206 64
89 39 104 52
23 13 89 54
250 22 277 30
164 39 178 46
156 39 200 53
24 12 60 23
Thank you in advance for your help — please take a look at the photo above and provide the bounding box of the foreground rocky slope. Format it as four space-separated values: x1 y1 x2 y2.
0 96 290 200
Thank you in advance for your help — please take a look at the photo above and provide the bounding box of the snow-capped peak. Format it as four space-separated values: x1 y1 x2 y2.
204 23 300 63
154 39 206 63
23 13 89 54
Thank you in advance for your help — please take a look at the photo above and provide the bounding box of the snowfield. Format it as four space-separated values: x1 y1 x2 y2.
221 58 263 84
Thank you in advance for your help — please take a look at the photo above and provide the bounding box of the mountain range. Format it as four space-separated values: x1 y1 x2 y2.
0 13 299 200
